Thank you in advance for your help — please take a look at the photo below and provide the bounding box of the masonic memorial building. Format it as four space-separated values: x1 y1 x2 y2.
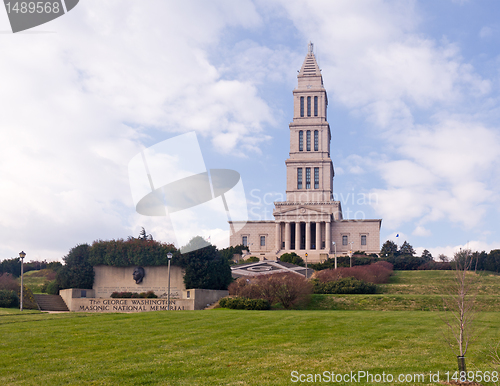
229 44 381 262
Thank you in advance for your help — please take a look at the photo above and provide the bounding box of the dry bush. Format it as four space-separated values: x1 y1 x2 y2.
228 278 261 299
0 273 20 291
270 272 313 308
314 261 393 284
228 273 313 309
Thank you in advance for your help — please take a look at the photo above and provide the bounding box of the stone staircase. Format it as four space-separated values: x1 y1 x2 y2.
34 294 69 312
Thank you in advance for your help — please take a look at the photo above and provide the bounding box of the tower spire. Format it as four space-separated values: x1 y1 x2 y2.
308 41 314 54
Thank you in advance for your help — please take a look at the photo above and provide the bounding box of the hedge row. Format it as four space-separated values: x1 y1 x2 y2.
88 239 177 267
218 297 270 310
311 277 376 294
0 289 19 308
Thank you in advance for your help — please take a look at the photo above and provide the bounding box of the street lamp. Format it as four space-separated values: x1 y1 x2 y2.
19 251 26 311
167 252 172 311
332 242 337 269
349 242 354 267
305 253 308 279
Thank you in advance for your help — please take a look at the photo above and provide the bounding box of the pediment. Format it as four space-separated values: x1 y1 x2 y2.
274 205 328 216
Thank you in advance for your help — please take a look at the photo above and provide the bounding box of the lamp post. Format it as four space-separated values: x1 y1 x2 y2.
167 252 172 311
305 253 308 279
332 242 337 269
349 241 354 267
19 251 26 311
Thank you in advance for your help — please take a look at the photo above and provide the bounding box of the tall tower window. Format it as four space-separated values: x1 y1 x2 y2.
306 168 311 189
306 131 311 151
260 236 266 246
314 130 319 151
314 167 319 189
299 131 303 151
242 236 248 246
307 96 311 117
342 235 348 245
297 168 303 189
361 235 367 246
314 96 318 116
300 97 304 117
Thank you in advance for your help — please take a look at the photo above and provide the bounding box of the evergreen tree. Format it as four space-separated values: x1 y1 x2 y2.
399 241 416 256
380 240 398 258
175 236 232 290
421 249 432 261
57 244 94 289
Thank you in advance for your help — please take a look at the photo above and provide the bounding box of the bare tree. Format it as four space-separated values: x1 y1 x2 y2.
438 253 448 263
441 249 480 374
490 342 500 386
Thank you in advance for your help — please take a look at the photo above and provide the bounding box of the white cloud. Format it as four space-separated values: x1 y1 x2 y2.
413 226 431 237
0 1 274 260
277 0 500 238
479 26 494 38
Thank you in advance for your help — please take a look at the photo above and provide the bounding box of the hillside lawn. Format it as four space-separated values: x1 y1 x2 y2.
1 270 498 385
20 269 56 294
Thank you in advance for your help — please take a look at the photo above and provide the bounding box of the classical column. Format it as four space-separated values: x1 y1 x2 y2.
326 221 331 253
295 221 301 250
285 222 291 250
316 222 322 250
275 222 281 251
305 222 311 250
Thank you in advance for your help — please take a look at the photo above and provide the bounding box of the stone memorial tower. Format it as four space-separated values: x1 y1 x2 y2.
230 43 381 262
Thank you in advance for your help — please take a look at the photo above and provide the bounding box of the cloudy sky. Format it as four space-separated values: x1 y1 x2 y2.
1 0 500 262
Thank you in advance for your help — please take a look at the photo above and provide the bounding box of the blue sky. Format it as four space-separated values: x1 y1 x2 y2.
1 0 500 261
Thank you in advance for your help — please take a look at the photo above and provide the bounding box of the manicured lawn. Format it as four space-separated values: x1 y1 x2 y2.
378 270 500 295
305 293 500 311
19 270 55 294
306 270 500 311
1 310 500 385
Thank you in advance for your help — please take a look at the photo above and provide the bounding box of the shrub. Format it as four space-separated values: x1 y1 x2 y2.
279 252 305 267
314 261 393 284
18 285 38 309
0 273 20 291
0 289 19 308
235 256 260 265
229 273 313 309
309 255 374 270
218 297 270 310
45 280 60 295
418 261 452 270
312 277 376 294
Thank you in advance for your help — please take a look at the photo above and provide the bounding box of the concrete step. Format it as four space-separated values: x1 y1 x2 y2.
34 294 69 311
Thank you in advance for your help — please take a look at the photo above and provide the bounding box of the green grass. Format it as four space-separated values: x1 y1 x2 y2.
1 310 499 385
1 270 498 385
378 270 500 295
304 270 500 311
20 270 55 294
305 294 500 311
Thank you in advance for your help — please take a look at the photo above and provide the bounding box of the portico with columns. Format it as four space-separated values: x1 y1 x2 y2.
229 43 381 262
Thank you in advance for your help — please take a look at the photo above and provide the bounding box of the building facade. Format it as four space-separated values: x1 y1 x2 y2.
229 44 381 262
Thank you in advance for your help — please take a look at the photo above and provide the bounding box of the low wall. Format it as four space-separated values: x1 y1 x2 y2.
183 289 229 310
60 289 228 312
93 265 185 298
